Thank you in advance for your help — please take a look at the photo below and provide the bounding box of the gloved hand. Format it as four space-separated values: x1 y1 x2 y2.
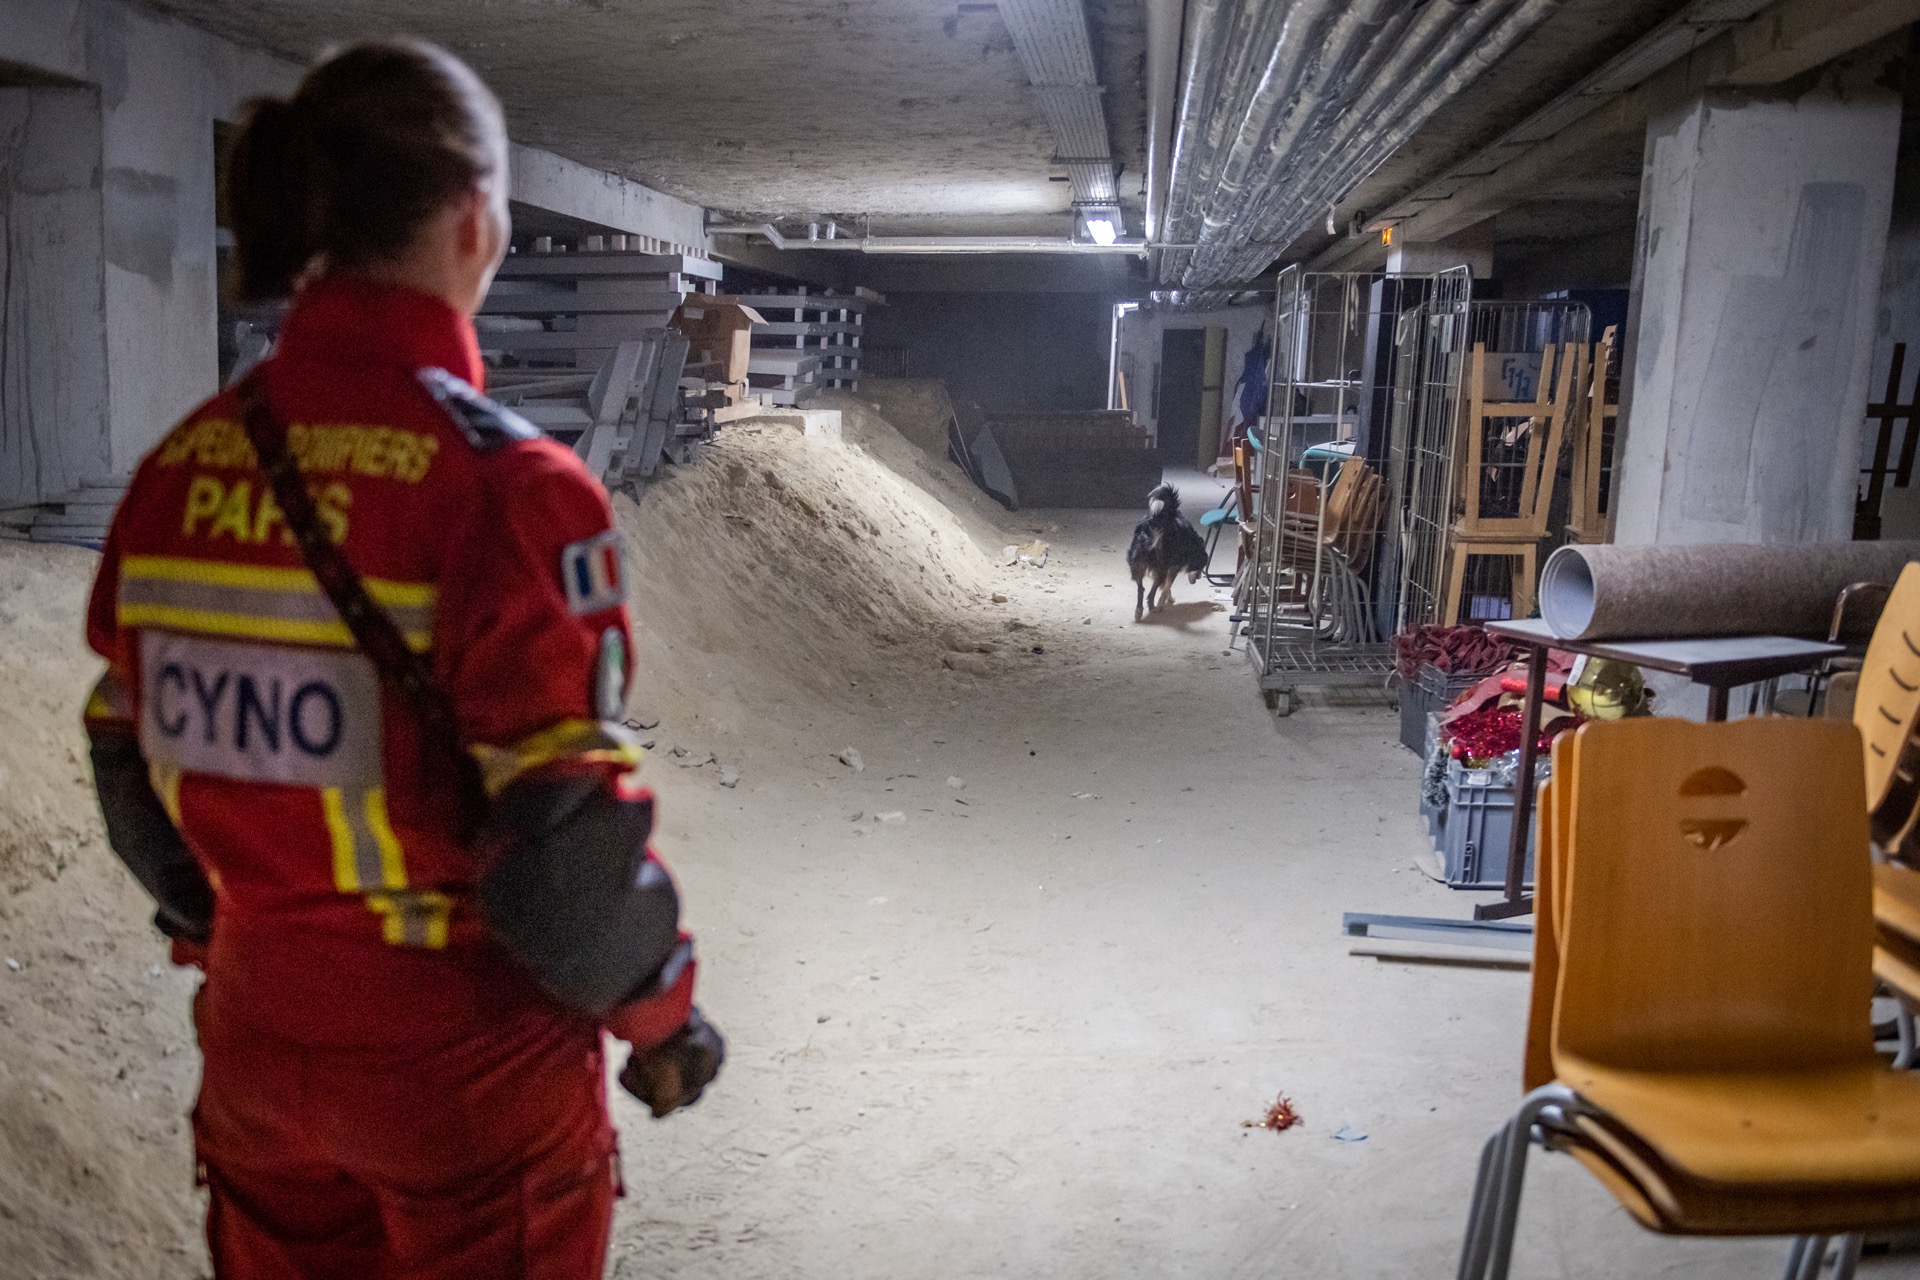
618 1006 725 1118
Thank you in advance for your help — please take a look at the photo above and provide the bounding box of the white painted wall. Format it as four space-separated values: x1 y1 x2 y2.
0 0 715 496
1115 300 1270 456
1615 66 1901 546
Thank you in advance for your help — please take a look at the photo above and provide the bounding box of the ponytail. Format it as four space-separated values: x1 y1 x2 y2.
224 40 505 302
228 97 319 301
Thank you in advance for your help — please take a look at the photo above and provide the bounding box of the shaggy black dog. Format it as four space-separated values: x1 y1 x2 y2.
1127 482 1209 618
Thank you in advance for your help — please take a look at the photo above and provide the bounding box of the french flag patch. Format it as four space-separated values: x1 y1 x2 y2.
561 530 625 615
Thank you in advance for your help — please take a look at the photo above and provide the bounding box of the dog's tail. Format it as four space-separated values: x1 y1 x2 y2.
1147 482 1180 518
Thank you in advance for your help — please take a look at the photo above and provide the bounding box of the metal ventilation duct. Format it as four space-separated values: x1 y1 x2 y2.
997 0 1122 227
1158 0 1565 290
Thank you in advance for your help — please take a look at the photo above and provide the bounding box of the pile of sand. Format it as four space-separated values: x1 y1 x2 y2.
618 404 1023 732
838 379 954 455
816 389 1010 552
0 541 209 1278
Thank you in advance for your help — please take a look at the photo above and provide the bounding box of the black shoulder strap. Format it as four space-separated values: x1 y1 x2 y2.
236 371 480 811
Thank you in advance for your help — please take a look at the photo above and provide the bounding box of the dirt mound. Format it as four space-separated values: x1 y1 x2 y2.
0 540 208 1278
840 379 953 456
617 412 1018 731
815 388 1010 553
0 543 113 893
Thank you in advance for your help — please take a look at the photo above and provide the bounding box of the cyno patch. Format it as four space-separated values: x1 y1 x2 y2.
140 631 382 788
562 530 625 615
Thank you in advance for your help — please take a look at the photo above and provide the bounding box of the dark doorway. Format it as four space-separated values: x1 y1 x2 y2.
1158 328 1206 468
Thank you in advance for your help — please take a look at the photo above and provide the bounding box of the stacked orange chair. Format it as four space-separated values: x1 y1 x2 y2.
1457 717 1920 1280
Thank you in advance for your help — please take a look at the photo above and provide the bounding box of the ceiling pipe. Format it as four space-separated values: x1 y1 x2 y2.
707 225 1151 255
1143 0 1186 243
1158 0 1567 290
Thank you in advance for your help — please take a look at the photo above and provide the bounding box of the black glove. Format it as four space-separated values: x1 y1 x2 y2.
619 1007 725 1118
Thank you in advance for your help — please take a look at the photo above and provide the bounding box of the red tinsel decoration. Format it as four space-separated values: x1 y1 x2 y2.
1443 706 1578 764
1243 1094 1302 1132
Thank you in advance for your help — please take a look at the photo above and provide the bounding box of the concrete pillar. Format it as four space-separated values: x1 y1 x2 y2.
1615 51 1901 545
0 85 112 506
1386 219 1494 278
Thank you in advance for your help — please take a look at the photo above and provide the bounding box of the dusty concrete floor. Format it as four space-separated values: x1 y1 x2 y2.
603 503 1858 1279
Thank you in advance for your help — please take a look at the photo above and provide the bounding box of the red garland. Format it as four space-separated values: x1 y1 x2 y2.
1443 706 1579 764
1243 1094 1302 1132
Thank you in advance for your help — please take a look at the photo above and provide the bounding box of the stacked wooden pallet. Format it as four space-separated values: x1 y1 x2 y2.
733 288 882 405
477 246 724 485
0 481 127 548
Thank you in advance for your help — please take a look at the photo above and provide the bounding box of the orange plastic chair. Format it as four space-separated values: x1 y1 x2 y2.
1459 718 1920 1280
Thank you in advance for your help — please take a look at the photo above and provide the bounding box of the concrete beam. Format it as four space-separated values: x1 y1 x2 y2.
508 145 710 257
1347 0 1920 256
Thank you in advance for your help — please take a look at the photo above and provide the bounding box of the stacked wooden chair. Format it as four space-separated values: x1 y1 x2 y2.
1564 326 1620 546
1850 562 1920 1071
1442 342 1583 624
1458 715 1920 1280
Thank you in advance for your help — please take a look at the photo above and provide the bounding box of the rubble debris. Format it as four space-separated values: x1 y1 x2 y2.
837 747 866 772
719 765 740 788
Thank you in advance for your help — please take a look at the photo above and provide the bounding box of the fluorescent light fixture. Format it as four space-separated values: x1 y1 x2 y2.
1085 217 1118 246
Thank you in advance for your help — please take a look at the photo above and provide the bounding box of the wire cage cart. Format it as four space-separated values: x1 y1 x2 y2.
1426 300 1592 627
1387 267 1474 632
1242 266 1471 714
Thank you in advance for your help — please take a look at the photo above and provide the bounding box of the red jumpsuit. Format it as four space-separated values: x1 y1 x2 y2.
84 276 688 1278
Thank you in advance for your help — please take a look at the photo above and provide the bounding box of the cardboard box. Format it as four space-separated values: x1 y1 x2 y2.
671 301 764 389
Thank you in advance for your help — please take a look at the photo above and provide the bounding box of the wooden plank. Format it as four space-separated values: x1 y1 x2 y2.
752 320 863 337
515 405 595 428
747 350 826 375
1349 941 1530 971
729 293 871 315
495 253 722 280
478 287 688 316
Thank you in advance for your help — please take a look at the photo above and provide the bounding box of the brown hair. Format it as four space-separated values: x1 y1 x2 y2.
226 40 507 301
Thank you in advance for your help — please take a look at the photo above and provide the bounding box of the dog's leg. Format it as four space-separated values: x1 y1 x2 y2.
1133 567 1145 619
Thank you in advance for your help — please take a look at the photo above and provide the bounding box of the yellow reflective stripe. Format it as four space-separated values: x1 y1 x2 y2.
115 602 433 652
469 717 645 797
148 760 184 826
364 890 450 949
120 555 435 608
363 787 408 890
322 787 359 891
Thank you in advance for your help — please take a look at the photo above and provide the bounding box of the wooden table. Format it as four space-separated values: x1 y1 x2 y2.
1474 619 1845 921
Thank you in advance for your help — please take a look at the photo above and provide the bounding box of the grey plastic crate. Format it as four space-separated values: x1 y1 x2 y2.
1398 664 1485 754
1435 759 1537 891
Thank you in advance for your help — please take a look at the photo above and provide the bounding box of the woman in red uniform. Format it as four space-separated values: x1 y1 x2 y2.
82 40 722 1278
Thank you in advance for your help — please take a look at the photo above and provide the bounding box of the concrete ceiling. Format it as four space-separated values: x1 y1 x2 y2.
146 0 1147 237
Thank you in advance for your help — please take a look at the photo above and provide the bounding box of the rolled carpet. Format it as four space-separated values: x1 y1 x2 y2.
1538 541 1920 641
